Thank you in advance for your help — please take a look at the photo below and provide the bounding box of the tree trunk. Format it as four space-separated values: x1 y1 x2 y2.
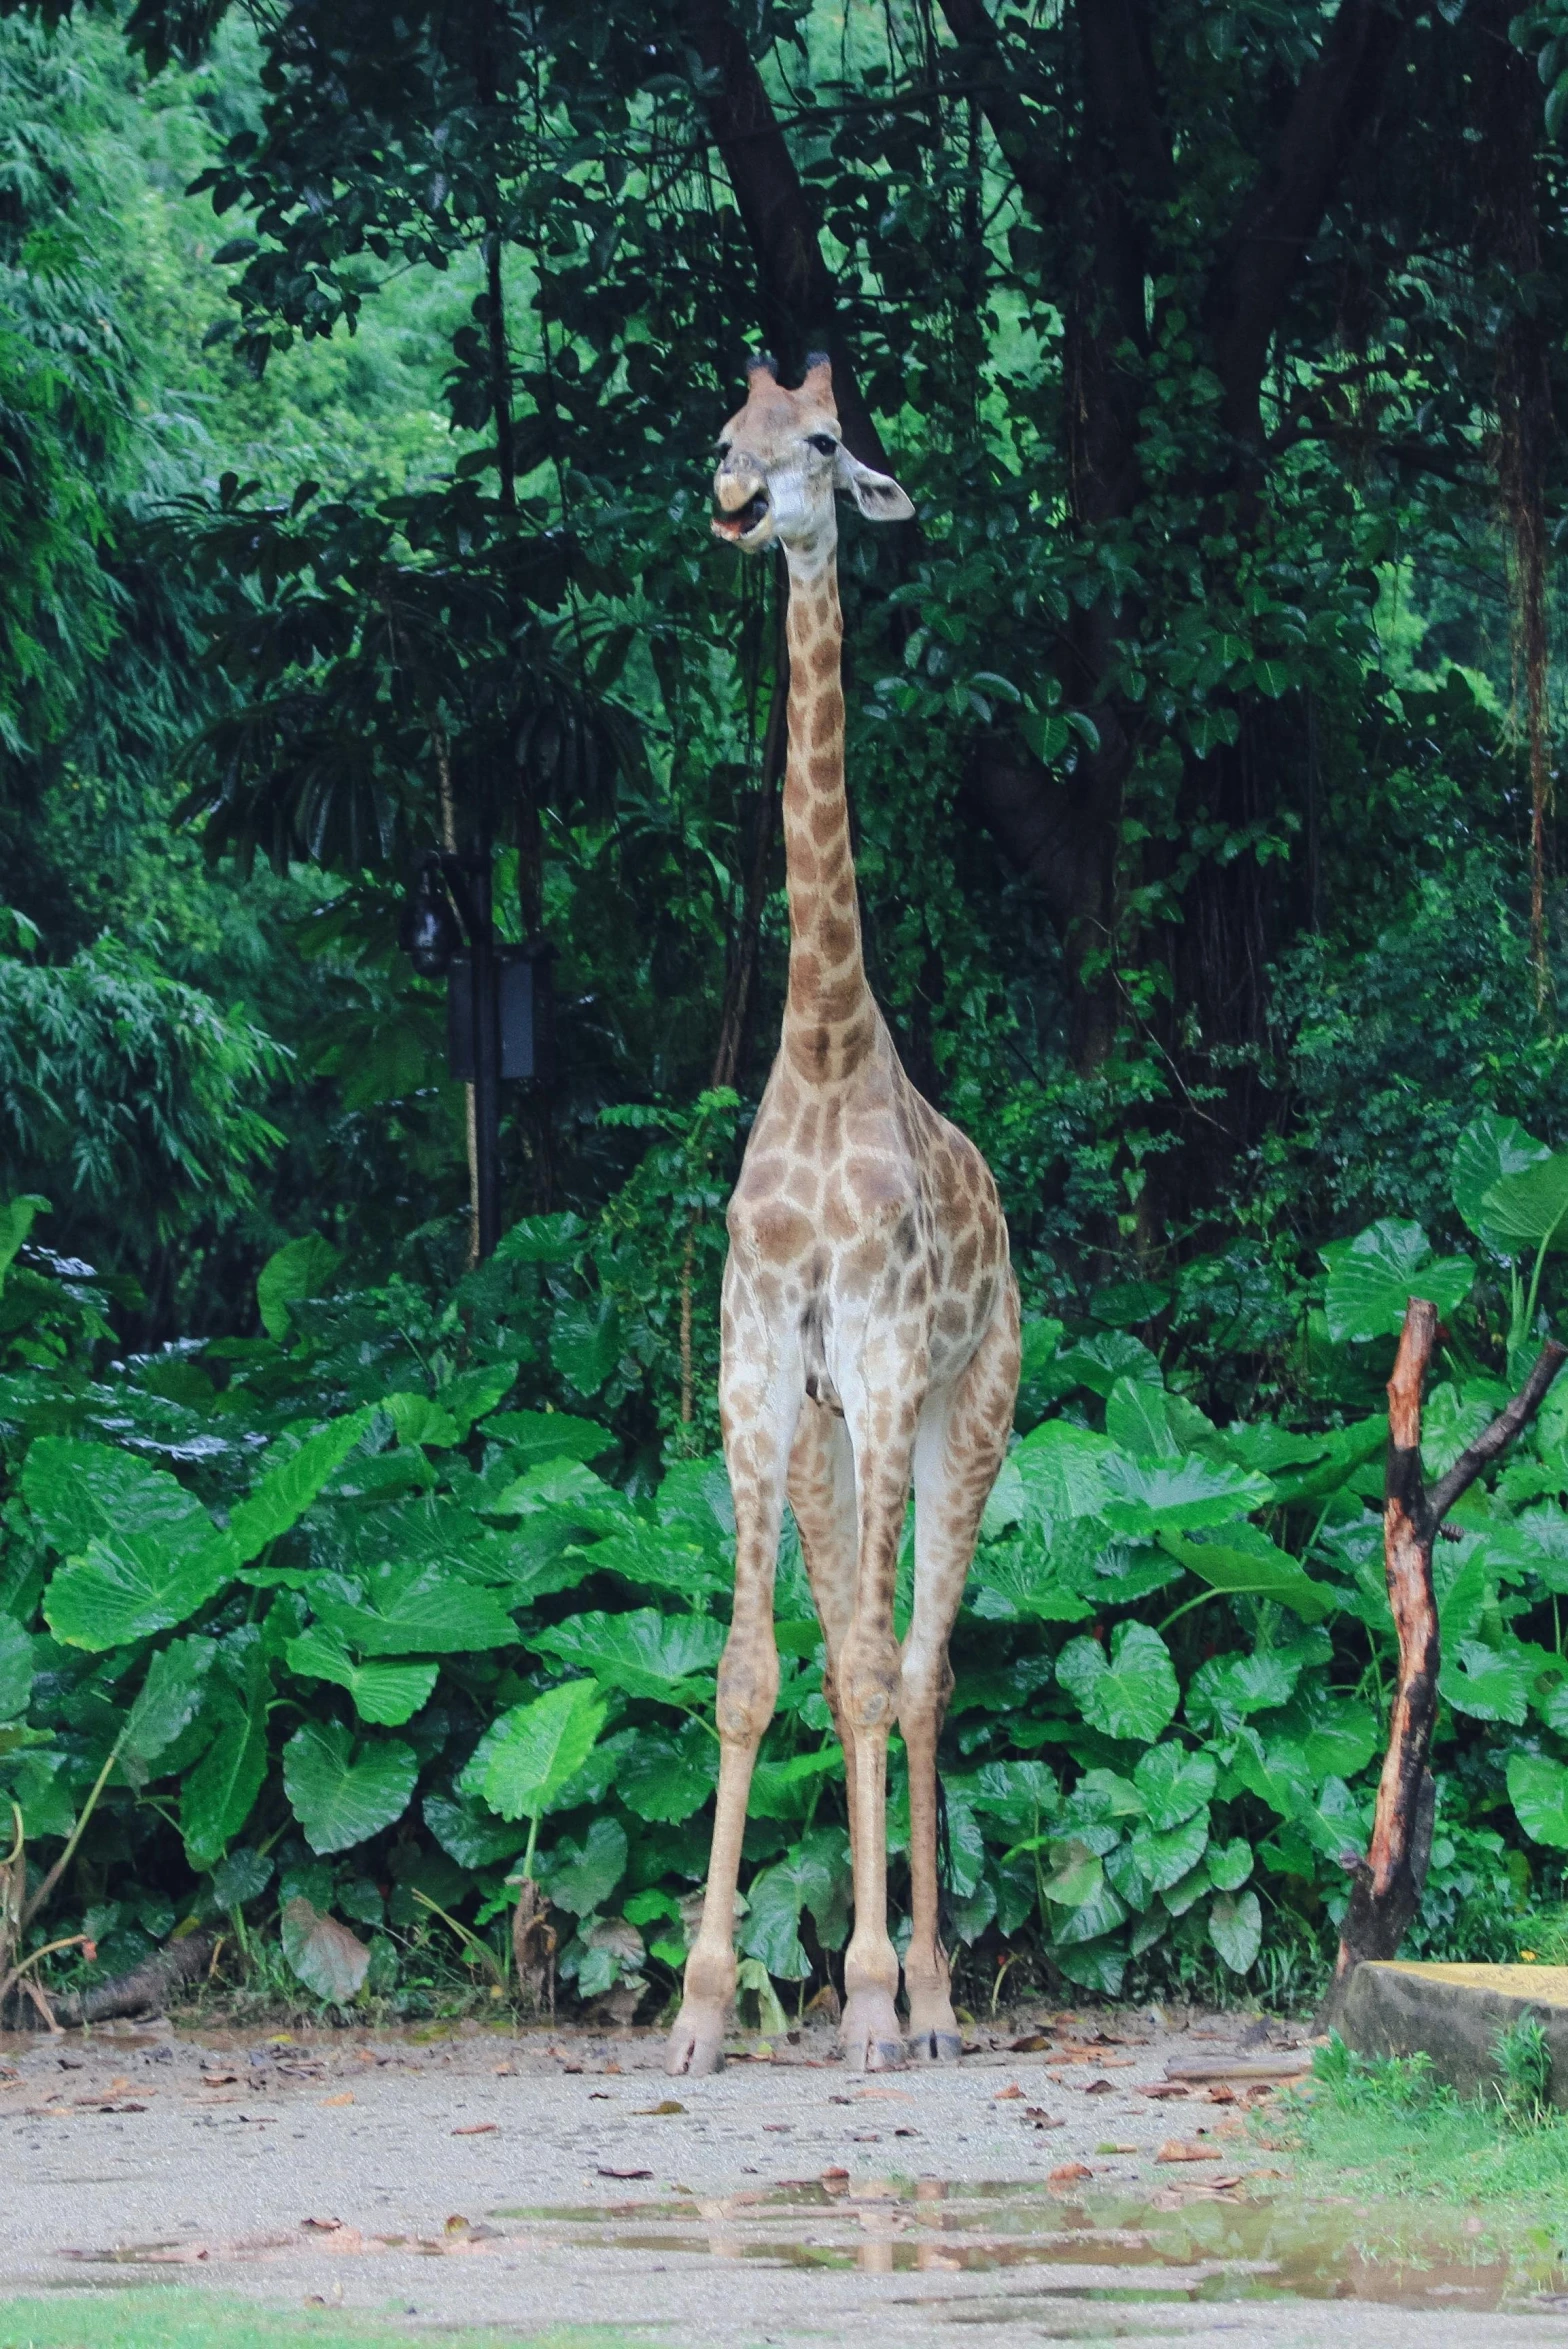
1323 1304 1566 2024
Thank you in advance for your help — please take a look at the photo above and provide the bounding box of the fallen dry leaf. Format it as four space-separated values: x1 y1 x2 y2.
1203 2084 1237 2104
596 2164 652 2179
301 2217 345 2233
1156 2140 1221 2164
451 2123 497 2137
821 2166 849 2183
634 2100 685 2115
1082 2078 1116 2094
1136 2082 1189 2100
320 2093 354 2107
1048 2161 1093 2183
854 2086 912 2101
993 2083 1024 2101
1009 2033 1052 2053
444 2215 471 2235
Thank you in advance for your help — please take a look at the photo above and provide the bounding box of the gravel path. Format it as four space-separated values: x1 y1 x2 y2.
2 2008 1564 2347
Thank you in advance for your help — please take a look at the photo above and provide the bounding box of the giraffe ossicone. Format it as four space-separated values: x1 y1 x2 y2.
666 354 1020 2078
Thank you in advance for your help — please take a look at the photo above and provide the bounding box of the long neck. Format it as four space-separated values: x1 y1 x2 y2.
779 541 874 1082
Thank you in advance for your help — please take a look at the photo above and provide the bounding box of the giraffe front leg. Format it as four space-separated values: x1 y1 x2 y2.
667 1340 793 2078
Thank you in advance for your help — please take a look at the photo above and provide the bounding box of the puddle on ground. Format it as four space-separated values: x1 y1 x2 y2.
489 2179 1568 2312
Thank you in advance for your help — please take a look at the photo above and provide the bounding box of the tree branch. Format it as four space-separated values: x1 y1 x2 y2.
1205 0 1417 446
1427 1339 1568 1525
677 0 889 468
934 0 1056 217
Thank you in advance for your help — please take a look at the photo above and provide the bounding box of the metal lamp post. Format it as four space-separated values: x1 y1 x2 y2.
400 850 553 1261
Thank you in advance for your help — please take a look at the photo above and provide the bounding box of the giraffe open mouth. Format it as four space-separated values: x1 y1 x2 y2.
711 491 771 543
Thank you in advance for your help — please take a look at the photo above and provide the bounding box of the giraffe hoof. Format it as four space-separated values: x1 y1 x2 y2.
907 2029 963 2064
665 2009 726 2076
840 1991 905 2071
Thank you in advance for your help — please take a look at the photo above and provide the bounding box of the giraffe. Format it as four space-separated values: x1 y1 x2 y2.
666 354 1021 2077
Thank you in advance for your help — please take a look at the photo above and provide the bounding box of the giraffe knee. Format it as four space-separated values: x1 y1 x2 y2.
716 1631 779 1741
840 1634 901 1732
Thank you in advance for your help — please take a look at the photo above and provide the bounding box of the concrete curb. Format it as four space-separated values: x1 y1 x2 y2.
1340 1961 1568 2105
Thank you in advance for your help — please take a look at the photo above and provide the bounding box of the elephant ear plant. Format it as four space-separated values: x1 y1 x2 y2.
7 1114 1568 2030
462 1678 607 2006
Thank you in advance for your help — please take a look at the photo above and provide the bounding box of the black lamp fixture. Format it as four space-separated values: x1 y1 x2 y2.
400 845 555 1261
399 857 462 978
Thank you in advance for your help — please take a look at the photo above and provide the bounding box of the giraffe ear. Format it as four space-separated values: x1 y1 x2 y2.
832 445 914 522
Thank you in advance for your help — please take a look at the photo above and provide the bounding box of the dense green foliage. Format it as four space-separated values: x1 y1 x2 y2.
6 0 1568 2019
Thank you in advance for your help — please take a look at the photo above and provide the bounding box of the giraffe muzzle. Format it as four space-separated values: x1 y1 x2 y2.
711 489 771 545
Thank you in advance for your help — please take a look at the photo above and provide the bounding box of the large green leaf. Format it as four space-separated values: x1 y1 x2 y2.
1228 1727 1314 1819
30 1441 230 1650
1452 1114 1551 1254
549 1294 623 1396
1482 1155 1568 1253
570 1521 728 1601
965 1537 1095 1624
460 1679 606 1822
1508 1752 1568 1848
1133 1743 1216 1830
1099 1452 1274 1535
531 1608 724 1701
542 1817 628 1916
1440 1639 1544 1725
422 1791 527 1871
1105 1376 1180 1460
0 1194 48 1294
1185 1649 1304 1731
0 1614 33 1721
1158 1523 1332 1621
617 1719 718 1822
125 1636 216 1771
1012 1421 1112 1519
227 1411 374 1563
283 1721 419 1854
1057 1621 1179 1742
1321 1219 1473 1342
285 1628 437 1726
485 1409 613 1468
495 1212 586 1264
310 1569 518 1655
1131 1806 1210 1892
739 1831 852 1979
182 1699 269 1871
1208 1889 1262 1973
436 1362 522 1437
256 1233 342 1341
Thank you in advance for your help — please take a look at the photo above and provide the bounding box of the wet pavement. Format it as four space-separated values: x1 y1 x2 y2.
3 2009 1566 2344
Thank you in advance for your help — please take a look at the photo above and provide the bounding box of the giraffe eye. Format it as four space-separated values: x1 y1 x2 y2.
807 433 837 456
715 441 731 459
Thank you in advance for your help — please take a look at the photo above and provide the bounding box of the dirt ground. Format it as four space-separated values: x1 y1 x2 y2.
3 2005 1566 2348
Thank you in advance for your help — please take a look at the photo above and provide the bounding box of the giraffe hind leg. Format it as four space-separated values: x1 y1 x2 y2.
787 1400 862 1967
902 1284 1021 2061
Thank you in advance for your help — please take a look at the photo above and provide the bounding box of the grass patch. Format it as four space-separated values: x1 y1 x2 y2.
0 2295 648 2349
1275 2029 1568 2225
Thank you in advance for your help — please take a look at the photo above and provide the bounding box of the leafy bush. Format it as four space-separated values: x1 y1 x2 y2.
10 1106 1568 2022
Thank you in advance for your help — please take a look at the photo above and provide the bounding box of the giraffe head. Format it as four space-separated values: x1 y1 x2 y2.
711 353 913 559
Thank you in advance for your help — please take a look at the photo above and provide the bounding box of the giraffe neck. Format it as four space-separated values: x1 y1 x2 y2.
779 540 874 1083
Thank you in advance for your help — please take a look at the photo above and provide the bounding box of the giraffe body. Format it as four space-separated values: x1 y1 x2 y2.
667 357 1020 2077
